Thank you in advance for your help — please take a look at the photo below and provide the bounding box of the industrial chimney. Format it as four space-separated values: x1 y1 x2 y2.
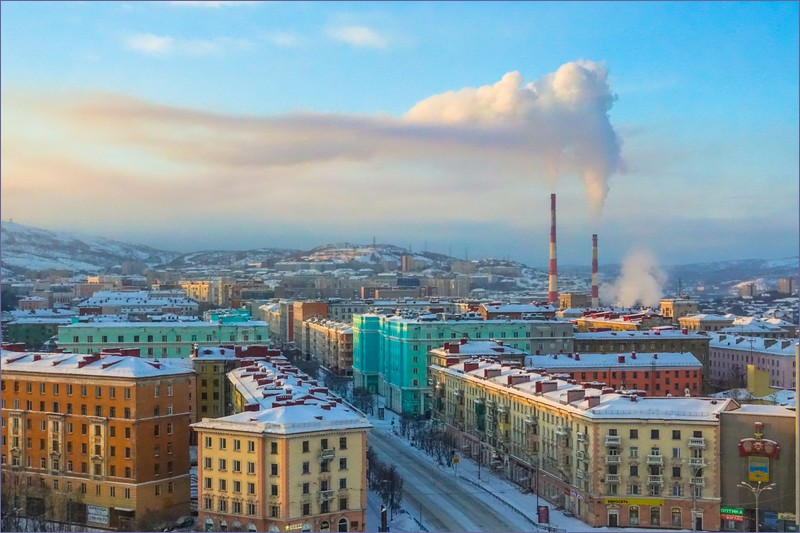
548 193 558 305
591 233 599 307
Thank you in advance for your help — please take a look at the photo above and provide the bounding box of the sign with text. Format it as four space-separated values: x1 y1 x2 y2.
537 505 550 524
605 498 664 506
87 505 109 525
721 514 745 522
720 507 744 516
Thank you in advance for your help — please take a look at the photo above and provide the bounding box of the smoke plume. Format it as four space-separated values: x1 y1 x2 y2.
600 249 667 308
405 60 623 214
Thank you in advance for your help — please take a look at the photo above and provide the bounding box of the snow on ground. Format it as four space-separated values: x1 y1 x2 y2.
363 400 691 533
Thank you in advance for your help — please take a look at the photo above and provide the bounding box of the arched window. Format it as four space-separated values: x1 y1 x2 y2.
248 524 258 532
267 526 279 532
338 518 348 532
629 506 639 526
671 507 682 527
320 521 330 532
204 518 214 532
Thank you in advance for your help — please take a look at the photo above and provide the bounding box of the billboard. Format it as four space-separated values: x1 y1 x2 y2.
87 505 109 525
748 456 769 482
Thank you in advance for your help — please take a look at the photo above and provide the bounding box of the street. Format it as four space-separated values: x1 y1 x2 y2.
366 426 537 532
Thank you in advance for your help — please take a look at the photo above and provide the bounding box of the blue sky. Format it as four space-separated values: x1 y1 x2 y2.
2 1 798 267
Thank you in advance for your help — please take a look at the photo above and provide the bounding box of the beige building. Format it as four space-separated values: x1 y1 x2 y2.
193 355 371 532
429 356 737 530
679 314 735 333
306 318 355 376
659 299 699 324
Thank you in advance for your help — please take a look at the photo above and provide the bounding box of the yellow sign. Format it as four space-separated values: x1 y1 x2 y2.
605 498 664 506
778 513 797 522
748 456 769 482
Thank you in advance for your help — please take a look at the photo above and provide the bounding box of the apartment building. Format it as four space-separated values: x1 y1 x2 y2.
304 318 354 376
352 313 574 415
429 356 736 530
678 314 735 333
708 334 797 389
57 316 269 358
0 350 194 530
77 290 199 318
659 299 699 324
523 351 703 396
574 311 671 332
192 355 371 532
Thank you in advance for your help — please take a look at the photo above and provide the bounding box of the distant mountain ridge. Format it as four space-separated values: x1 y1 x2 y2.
1 223 796 288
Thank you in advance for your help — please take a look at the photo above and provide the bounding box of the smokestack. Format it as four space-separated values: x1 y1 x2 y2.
548 193 558 304
591 233 599 307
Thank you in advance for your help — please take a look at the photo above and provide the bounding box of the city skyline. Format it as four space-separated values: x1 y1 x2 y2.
1 1 798 266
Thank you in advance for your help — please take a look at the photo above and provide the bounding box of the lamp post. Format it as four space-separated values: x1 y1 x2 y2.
685 458 705 532
737 481 775 533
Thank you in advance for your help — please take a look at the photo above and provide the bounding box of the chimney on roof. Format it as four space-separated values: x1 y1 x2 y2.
586 395 600 408
618 355 625 364
567 389 586 403
548 193 558 305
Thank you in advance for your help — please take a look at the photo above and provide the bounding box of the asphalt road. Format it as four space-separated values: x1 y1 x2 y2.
367 429 534 532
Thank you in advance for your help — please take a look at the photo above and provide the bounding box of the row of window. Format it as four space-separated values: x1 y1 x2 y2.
202 497 349 516
70 333 261 343
608 429 703 440
3 381 174 398
2 400 176 418
203 437 348 453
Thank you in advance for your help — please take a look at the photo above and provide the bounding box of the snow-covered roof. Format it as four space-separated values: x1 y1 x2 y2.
732 404 795 416
575 330 707 340
195 357 371 435
60 319 268 328
524 352 702 369
480 303 556 313
430 340 527 356
709 334 797 357
0 350 194 379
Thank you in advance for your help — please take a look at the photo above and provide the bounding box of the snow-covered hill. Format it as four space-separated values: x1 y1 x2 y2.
1 222 180 276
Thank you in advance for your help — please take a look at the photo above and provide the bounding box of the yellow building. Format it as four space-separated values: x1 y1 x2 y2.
659 299 699 324
193 355 371 532
429 356 737 530
678 314 734 333
306 318 354 376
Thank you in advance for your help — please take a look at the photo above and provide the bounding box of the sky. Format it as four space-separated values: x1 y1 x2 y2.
1 1 798 267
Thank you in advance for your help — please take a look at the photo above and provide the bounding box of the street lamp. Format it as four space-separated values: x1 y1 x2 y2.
737 481 776 533
685 459 705 532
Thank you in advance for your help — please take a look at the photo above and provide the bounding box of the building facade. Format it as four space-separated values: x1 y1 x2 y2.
192 355 371 532
708 334 797 389
1 350 194 530
429 356 736 530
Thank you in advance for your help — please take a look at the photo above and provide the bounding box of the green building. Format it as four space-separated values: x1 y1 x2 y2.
57 317 269 358
6 318 72 350
352 313 574 415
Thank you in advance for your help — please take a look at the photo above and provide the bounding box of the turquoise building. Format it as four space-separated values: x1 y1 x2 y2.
57 317 269 358
352 314 574 415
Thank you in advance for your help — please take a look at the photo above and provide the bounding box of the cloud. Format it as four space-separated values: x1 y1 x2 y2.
167 1 260 7
2 61 623 255
264 31 301 48
326 25 387 49
125 33 252 56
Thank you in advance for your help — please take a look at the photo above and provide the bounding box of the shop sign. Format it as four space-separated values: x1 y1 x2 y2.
87 506 109 525
604 498 664 506
721 514 745 522
778 513 798 522
720 507 744 516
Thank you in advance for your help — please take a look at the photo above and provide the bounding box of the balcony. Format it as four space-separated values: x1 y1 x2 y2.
689 477 705 486
648 475 664 485
576 451 587 461
319 448 336 460
576 433 587 443
555 425 571 436
604 435 621 447
605 474 620 484
576 469 587 479
605 455 621 465
647 454 663 465
318 490 335 502
688 458 706 468
688 437 706 449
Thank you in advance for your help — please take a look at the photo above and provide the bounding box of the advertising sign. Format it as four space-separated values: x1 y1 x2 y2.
721 514 745 522
537 505 550 524
748 456 769 482
87 505 109 525
604 498 664 506
720 507 744 516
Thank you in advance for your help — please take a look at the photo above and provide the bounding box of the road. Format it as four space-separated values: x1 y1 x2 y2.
367 428 536 532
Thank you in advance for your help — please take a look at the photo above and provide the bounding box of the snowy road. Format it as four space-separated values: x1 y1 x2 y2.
368 428 537 532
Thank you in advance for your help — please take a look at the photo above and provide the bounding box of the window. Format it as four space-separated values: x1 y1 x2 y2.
630 465 638 477
270 505 279 518
671 508 682 527
247 441 255 453
672 430 681 440
233 480 241 493
124 388 131 399
247 483 255 495
339 458 347 470
204 477 212 489
167 423 173 435
302 462 310 475
124 488 131 499
66 384 72 396
204 498 213 510
125 427 131 439
204 457 212 469
247 503 256 516
205 436 213 448
650 429 660 439
219 479 227 491
247 462 256 474
303 441 310 453
643 506 660 526
233 460 241 473
234 439 241 452
302 503 310 516
321 460 330 473
271 442 278 455
271 484 278 496
155 485 161 496
339 437 347 450
672 484 683 496
672 448 681 459
629 506 639 526
154 425 160 437
629 429 638 439
339 478 347 489
219 438 227 449
270 463 278 476
218 499 228 512
629 484 640 495
303 483 310 494
110 387 115 399
321 438 329 449
339 497 348 511
219 459 227 471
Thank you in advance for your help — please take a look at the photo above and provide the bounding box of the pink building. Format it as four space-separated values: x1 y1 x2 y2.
708 334 797 389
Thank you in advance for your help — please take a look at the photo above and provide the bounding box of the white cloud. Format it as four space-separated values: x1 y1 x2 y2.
125 33 252 57
265 31 300 48
127 33 174 55
327 25 387 49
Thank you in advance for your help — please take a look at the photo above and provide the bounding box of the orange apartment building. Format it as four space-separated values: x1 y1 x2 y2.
1 349 195 530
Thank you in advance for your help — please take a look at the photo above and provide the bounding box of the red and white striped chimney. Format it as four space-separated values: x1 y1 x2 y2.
591 233 599 307
548 193 558 304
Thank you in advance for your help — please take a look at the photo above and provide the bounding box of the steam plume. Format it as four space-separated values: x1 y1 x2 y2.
600 249 667 308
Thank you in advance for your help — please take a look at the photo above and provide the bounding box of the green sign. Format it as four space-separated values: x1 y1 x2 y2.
720 507 744 516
